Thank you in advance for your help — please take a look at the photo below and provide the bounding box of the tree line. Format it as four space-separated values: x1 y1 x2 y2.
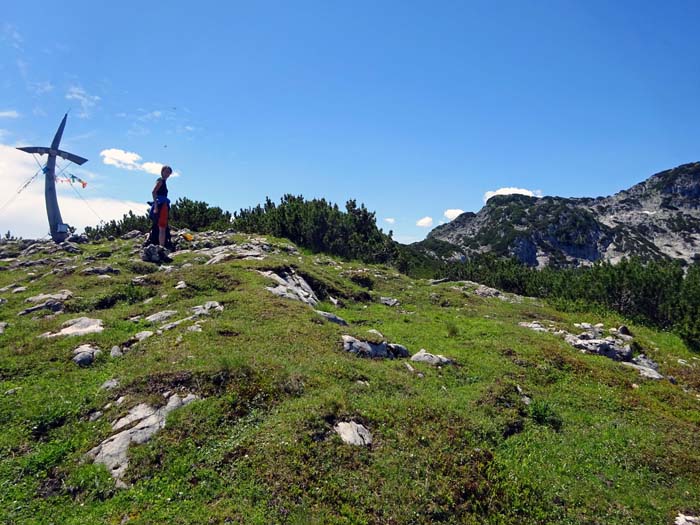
80 195 700 349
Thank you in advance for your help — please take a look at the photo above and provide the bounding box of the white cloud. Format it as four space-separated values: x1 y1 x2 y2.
2 24 23 50
483 187 543 203
100 148 180 178
140 162 164 175
0 110 19 118
416 216 433 228
66 86 101 118
0 143 144 238
384 217 396 224
443 208 464 221
100 148 142 170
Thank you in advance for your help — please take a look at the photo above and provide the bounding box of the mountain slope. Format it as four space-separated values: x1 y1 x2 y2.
0 233 699 524
427 162 700 267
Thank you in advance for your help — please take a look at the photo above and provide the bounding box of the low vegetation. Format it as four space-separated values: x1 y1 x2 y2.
0 229 698 524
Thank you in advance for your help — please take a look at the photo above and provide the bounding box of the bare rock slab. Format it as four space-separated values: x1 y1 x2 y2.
259 269 319 306
86 393 197 486
145 310 177 323
334 421 373 446
42 317 104 338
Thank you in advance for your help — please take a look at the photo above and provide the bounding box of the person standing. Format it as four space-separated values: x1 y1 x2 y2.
152 165 172 247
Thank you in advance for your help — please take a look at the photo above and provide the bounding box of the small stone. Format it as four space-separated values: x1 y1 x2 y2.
89 411 104 422
315 310 348 326
367 329 384 338
73 351 95 367
380 296 399 307
132 331 154 342
174 281 187 289
12 286 27 293
110 346 123 358
0 322 7 334
145 310 177 323
411 349 453 365
101 379 120 390
334 421 373 446
632 383 639 389
4 387 20 395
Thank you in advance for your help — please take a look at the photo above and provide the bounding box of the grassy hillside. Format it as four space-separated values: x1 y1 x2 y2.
0 233 699 524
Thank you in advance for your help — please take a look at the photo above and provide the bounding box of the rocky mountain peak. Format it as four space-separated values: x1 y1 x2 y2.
426 162 700 267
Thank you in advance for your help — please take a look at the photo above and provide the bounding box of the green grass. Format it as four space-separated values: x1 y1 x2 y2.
0 235 699 524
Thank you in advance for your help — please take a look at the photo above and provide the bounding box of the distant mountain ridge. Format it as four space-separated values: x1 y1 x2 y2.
426 162 700 267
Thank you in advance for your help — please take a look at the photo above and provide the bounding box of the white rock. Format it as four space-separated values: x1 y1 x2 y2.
174 281 187 289
315 310 348 326
87 393 198 486
145 310 177 323
675 514 700 525
334 421 373 446
26 290 73 303
410 349 453 365
621 362 664 380
42 317 104 338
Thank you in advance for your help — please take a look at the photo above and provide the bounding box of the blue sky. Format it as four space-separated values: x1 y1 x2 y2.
1 1 699 242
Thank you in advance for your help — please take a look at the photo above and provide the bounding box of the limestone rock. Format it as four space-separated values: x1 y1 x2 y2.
174 280 187 289
121 230 144 240
0 322 7 335
411 349 453 365
259 269 319 307
145 310 177 323
81 266 120 276
141 245 172 264
110 346 123 358
42 317 104 338
334 421 372 446
26 290 73 303
86 392 198 486
72 344 102 367
676 514 700 525
315 310 348 326
341 335 409 359
192 301 224 316
18 298 64 316
380 296 399 307
101 379 120 390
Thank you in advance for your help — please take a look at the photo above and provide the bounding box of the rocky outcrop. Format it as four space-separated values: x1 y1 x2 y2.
141 245 172 264
519 320 662 379
260 269 319 306
86 392 197 487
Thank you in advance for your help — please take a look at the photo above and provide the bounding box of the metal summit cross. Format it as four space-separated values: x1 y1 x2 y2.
16 113 88 242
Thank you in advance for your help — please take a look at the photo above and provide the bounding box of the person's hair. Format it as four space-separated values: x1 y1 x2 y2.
161 165 173 176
